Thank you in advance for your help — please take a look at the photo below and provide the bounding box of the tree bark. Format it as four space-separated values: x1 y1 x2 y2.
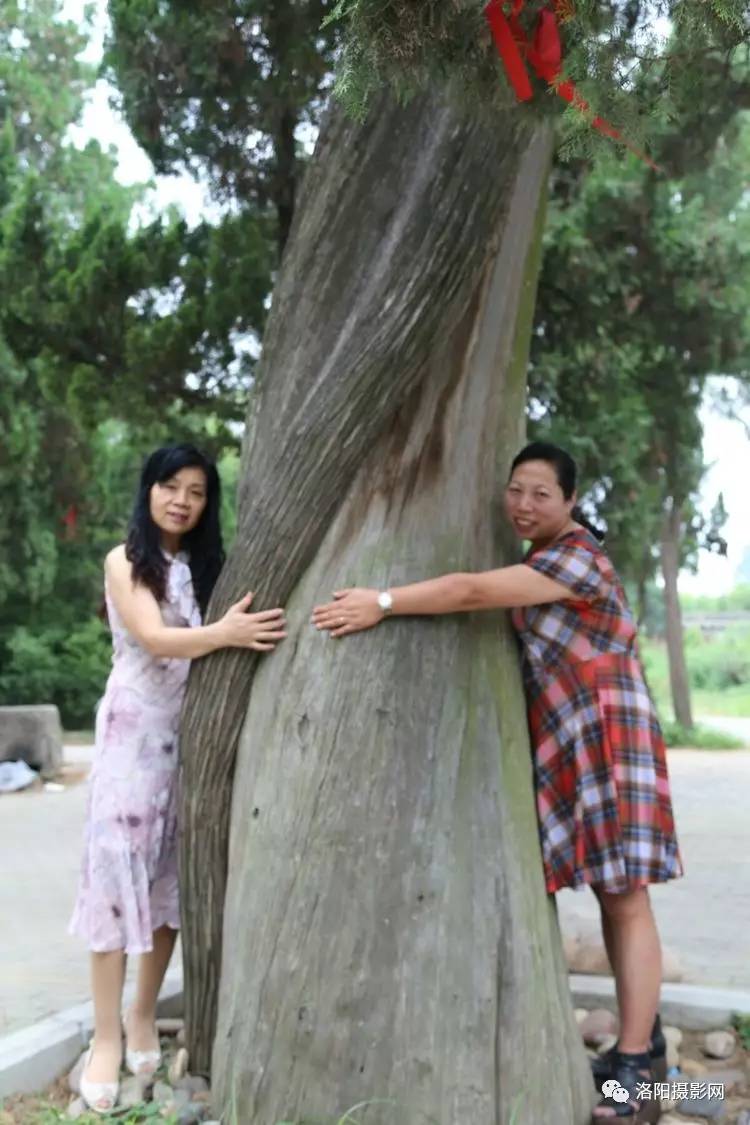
266 0 300 257
179 88 594 1123
635 552 650 629
660 500 694 729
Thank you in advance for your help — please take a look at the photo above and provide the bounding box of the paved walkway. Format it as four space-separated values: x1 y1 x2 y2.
0 755 92 1037
0 749 151 1037
1 745 748 1036
558 747 750 990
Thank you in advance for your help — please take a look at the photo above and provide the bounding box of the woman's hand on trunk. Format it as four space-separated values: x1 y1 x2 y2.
311 588 383 637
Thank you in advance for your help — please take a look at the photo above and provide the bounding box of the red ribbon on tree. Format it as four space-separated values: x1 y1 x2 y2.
61 503 78 539
484 0 659 171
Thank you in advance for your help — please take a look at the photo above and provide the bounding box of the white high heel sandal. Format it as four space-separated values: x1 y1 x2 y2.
125 1041 162 1077
79 1043 120 1114
123 1012 162 1076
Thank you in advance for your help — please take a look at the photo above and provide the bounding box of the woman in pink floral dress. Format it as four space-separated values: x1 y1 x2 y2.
69 444 287 1113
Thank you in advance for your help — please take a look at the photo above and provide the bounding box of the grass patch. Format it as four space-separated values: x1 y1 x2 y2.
62 730 95 746
689 685 750 718
661 720 743 750
509 1093 525 1124
275 1101 409 1125
274 1103 440 1125
0 1101 176 1124
639 634 750 721
733 1013 750 1052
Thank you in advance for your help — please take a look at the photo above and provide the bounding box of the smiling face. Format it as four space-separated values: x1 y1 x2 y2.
504 458 576 545
149 466 208 547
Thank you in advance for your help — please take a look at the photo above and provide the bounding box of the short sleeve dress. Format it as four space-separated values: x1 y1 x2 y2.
510 529 683 895
69 551 201 953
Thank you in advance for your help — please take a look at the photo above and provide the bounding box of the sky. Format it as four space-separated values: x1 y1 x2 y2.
679 391 749 595
60 1 750 595
61 0 210 225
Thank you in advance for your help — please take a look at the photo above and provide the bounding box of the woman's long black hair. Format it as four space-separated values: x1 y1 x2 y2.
125 444 225 615
510 441 605 542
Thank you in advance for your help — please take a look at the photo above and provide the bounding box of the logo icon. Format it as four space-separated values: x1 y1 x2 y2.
601 1079 629 1104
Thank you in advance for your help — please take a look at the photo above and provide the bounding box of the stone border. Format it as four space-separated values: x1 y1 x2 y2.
3 973 750 1100
571 974 750 1030
0 969 183 1099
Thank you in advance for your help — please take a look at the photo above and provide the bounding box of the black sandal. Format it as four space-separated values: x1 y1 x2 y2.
591 1050 661 1122
591 1014 667 1090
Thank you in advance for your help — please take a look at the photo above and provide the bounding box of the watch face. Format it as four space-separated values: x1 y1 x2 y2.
378 592 392 610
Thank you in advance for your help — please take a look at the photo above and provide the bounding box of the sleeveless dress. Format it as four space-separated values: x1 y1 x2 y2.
510 529 683 895
69 552 201 953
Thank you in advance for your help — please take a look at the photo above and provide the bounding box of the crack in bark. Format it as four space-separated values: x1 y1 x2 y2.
249 705 345 1115
494 928 503 1125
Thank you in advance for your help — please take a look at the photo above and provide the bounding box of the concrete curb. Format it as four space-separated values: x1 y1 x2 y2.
3 972 749 1100
571 974 750 1030
0 969 183 1099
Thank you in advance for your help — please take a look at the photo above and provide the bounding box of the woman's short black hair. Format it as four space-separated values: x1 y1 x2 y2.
125 443 225 615
511 441 577 498
510 441 605 541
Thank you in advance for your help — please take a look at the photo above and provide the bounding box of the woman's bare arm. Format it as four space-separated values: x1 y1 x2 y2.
311 564 569 637
106 546 286 658
388 565 569 614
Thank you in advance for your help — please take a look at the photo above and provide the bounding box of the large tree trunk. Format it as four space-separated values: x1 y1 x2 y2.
660 500 694 729
179 88 595 1123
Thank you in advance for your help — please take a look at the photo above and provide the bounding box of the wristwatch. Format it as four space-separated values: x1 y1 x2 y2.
377 590 393 616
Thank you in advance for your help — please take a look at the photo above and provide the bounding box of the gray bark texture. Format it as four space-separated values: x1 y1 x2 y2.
179 87 595 1124
660 502 694 729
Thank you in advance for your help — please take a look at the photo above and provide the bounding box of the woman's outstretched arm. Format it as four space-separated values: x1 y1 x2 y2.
311 564 569 638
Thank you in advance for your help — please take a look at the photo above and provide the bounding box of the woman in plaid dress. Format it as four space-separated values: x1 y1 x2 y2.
312 441 682 1123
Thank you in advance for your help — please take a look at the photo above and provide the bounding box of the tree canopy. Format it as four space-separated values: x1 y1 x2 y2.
530 122 750 587
4 0 749 729
105 0 337 250
0 0 260 722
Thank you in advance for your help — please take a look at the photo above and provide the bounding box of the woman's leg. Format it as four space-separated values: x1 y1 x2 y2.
593 886 661 1116
594 886 661 1052
86 950 126 1084
125 925 178 1054
599 908 616 975
590 886 663 1119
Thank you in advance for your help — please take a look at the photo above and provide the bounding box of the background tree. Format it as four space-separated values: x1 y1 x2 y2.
0 0 263 721
530 117 750 727
104 0 337 253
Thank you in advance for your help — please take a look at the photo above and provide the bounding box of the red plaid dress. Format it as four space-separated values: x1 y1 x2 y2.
510 529 683 895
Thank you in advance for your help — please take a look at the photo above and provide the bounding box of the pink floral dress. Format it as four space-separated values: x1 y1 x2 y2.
69 552 201 953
